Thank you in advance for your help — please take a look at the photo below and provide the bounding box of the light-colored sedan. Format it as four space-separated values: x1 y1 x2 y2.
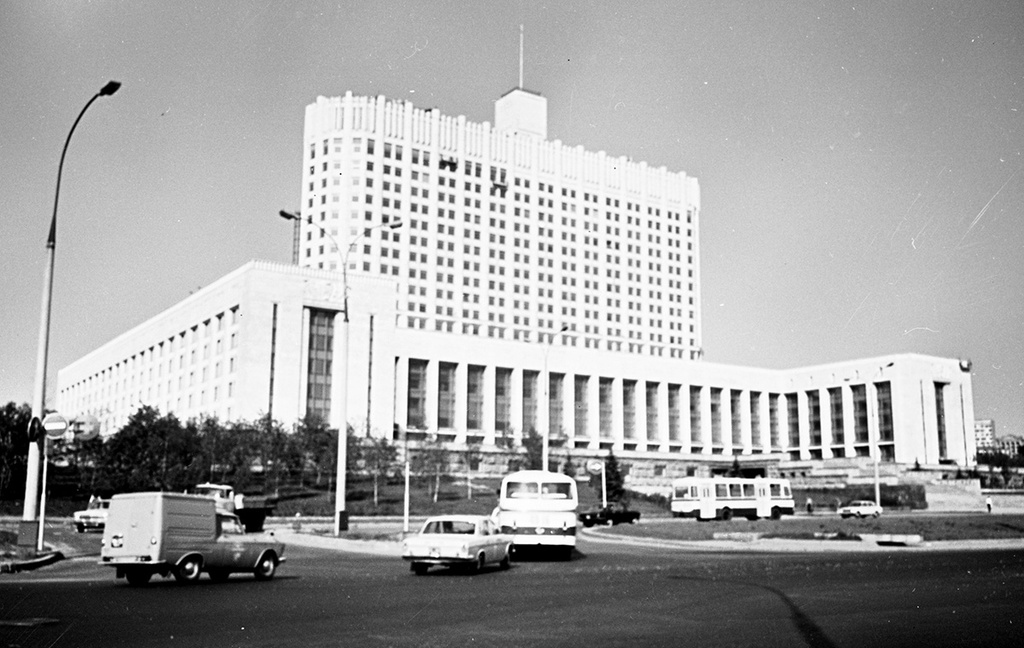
838 500 883 519
402 515 513 576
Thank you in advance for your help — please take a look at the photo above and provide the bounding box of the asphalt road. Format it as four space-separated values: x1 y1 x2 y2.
2 537 1023 648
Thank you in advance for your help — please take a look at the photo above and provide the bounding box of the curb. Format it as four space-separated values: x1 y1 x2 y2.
0 551 64 574
582 525 1024 553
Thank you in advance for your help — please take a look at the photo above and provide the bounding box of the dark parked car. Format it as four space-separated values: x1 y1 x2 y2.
578 502 641 527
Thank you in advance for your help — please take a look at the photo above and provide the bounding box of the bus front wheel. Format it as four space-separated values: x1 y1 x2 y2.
720 508 733 521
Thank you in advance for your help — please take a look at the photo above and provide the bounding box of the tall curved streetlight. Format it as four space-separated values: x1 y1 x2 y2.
541 324 570 472
20 81 121 547
279 210 402 536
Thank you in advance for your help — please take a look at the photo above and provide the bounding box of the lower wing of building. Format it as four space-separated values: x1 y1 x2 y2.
56 261 977 473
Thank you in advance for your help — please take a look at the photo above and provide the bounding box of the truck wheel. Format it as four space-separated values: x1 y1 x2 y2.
254 552 278 581
412 562 429 576
174 556 203 583
125 569 151 586
720 508 733 521
76 524 85 533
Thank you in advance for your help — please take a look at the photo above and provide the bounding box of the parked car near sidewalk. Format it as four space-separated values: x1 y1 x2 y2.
578 502 641 527
838 500 883 519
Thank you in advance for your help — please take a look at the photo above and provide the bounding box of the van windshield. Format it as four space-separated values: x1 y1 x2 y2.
506 481 571 499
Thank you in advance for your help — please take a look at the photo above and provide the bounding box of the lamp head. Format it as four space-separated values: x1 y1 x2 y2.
99 81 121 97
386 218 404 230
279 210 300 222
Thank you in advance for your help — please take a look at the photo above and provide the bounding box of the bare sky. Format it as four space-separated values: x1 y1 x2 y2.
1 1 1021 436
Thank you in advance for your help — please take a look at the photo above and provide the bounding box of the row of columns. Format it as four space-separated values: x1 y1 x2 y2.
387 358 896 459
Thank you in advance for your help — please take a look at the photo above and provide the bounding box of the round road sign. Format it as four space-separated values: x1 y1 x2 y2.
42 413 68 440
71 414 101 441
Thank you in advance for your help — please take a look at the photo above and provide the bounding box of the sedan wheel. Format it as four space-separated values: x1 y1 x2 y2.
254 553 278 581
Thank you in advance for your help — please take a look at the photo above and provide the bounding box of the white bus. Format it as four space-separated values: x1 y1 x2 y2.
670 477 795 521
495 470 578 560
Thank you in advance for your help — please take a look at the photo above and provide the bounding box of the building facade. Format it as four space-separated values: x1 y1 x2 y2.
56 89 978 475
298 89 702 360
57 260 976 472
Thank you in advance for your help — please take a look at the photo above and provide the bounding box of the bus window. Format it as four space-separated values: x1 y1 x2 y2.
716 484 729 498
541 482 571 499
770 483 781 497
742 484 755 498
507 481 539 498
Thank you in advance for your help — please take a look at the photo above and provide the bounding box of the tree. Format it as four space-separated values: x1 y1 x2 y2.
194 415 228 483
729 456 741 477
562 452 577 478
97 406 202 493
363 436 398 506
256 414 294 494
295 413 335 488
346 427 363 480
0 402 31 500
413 435 449 503
464 442 482 499
522 427 543 471
604 450 625 503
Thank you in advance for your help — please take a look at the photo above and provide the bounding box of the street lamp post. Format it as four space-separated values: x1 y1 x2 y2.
541 325 569 472
870 362 894 508
19 81 120 548
279 211 402 536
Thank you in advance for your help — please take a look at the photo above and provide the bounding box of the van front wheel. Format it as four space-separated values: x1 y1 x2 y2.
174 556 203 583
254 553 278 581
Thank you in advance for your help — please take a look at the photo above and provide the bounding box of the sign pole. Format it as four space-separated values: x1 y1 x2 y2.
37 413 69 553
601 462 607 509
585 458 607 508
36 439 49 552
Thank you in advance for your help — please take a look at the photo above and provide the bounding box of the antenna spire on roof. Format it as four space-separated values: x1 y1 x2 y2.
519 24 524 89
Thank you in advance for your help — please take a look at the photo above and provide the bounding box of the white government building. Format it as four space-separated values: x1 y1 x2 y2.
57 88 977 478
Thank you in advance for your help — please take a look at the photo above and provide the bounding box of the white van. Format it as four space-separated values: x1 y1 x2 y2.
100 492 285 586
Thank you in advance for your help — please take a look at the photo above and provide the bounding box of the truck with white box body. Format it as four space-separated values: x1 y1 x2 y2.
100 492 285 586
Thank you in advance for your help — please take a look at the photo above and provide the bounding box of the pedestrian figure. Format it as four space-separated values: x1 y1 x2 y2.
986 496 993 513
806 497 814 515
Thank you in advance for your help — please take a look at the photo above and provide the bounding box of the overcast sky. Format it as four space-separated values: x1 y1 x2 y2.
1 1 1021 437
